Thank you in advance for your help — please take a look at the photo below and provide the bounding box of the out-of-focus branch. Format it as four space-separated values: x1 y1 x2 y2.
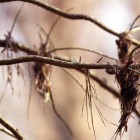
0 39 120 97
63 68 119 111
0 115 25 140
134 107 140 118
0 39 134 99
1 1 140 46
47 47 117 60
10 2 24 34
0 39 138 99
0 39 139 118
0 55 116 69
126 38 140 46
0 55 140 71
0 40 117 60
55 54 120 99
0 127 15 139
0 40 37 55
55 55 140 118
0 0 119 37
79 68 120 98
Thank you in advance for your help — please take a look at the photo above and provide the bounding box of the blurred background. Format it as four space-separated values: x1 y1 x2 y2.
0 0 140 140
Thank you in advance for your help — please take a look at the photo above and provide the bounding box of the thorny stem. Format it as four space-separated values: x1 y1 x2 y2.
0 115 25 140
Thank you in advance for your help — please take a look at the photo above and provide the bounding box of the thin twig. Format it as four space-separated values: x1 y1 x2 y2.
3 2 24 58
63 68 119 111
129 15 140 31
134 107 140 118
0 127 15 139
126 38 140 46
44 7 74 47
0 40 118 60
0 41 139 117
129 46 140 57
97 57 103 63
55 54 120 99
36 25 55 49
47 47 117 60
49 90 73 136
0 38 121 99
37 25 43 44
0 115 25 140
128 68 140 75
0 40 37 55
78 68 120 98
0 55 116 69
0 55 139 70
62 68 85 91
1 1 139 46
0 0 119 37
10 2 25 34
54 55 140 118
0 39 125 99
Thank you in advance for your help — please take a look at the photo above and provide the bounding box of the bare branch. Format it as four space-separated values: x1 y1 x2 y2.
0 55 115 69
129 15 140 31
134 107 140 118
0 39 121 99
0 40 37 55
44 7 74 47
0 38 139 123
54 54 120 98
0 0 119 37
0 115 25 140
0 40 118 61
49 90 74 136
10 2 24 34
0 37 122 99
47 47 117 60
78 68 121 98
63 68 119 111
126 37 140 46
0 39 126 99
0 127 15 139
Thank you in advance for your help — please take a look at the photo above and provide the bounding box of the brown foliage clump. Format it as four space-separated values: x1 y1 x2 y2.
113 53 140 139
